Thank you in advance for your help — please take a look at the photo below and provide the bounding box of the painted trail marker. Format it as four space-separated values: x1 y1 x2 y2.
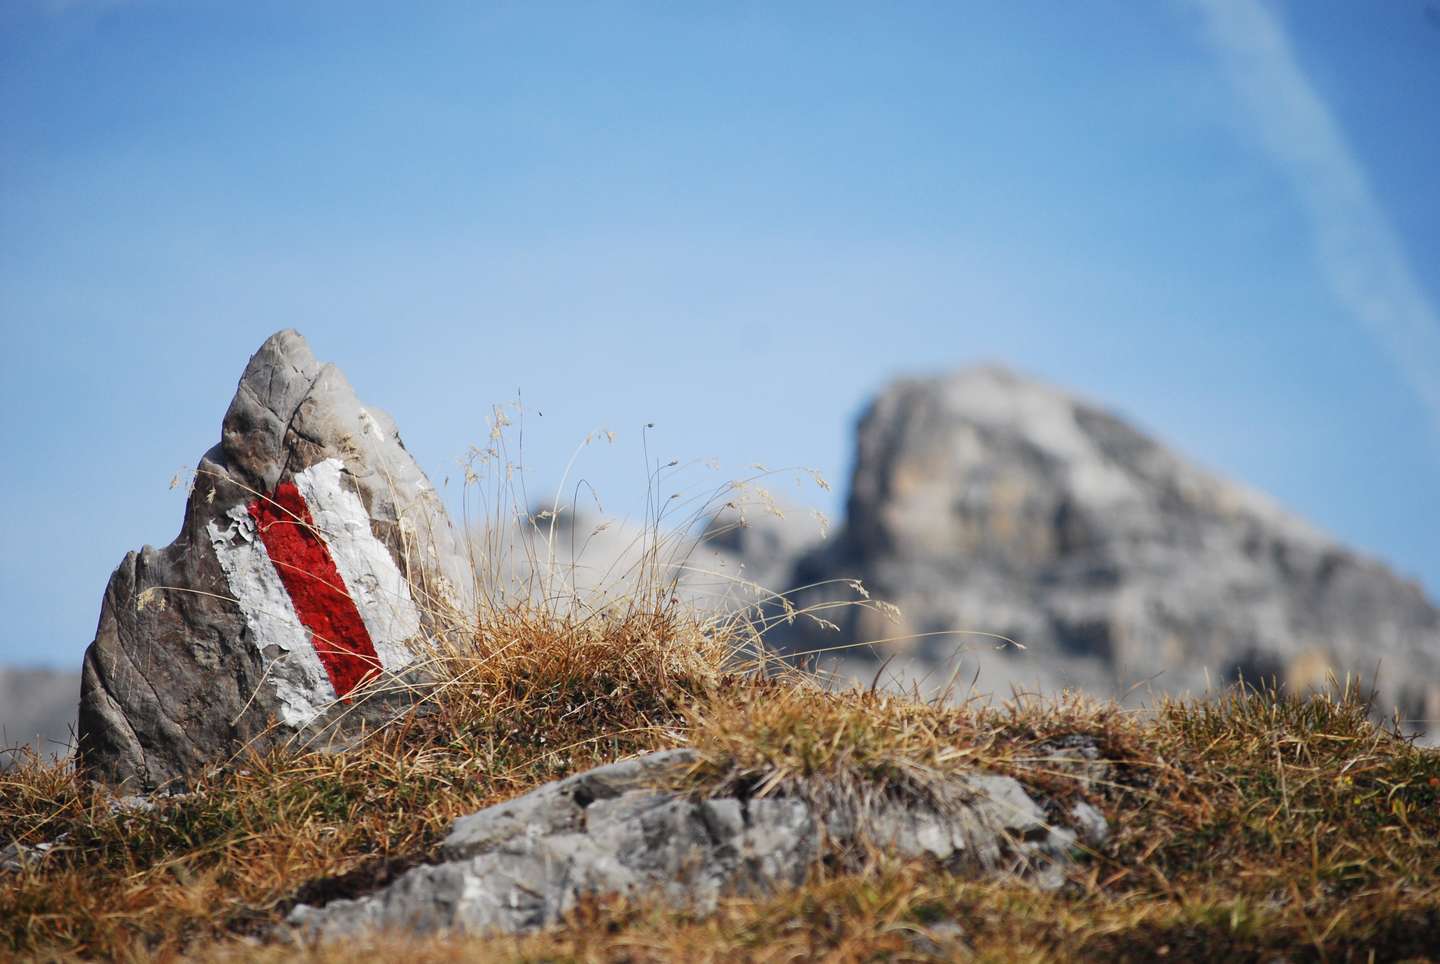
209 458 418 727
79 330 471 788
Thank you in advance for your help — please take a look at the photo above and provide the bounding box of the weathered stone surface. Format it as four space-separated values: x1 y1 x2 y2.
780 367 1440 736
698 501 827 600
78 331 472 789
0 838 64 874
288 749 1090 938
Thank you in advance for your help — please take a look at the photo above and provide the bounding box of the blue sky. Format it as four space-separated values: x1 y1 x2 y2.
2 0 1438 667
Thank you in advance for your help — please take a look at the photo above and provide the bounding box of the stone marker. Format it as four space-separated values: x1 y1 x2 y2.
288 748 1094 938
78 330 472 788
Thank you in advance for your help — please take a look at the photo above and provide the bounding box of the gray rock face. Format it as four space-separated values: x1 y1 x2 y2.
288 749 1089 938
696 501 828 604
78 331 472 789
0 666 80 765
786 367 1440 733
0 838 64 873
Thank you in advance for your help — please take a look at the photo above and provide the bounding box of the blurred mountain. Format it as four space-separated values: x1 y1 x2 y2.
779 366 1440 737
1 667 79 764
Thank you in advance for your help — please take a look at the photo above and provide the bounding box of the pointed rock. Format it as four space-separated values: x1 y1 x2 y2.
78 331 472 788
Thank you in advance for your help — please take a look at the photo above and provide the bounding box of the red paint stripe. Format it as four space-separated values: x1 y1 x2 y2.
249 481 382 698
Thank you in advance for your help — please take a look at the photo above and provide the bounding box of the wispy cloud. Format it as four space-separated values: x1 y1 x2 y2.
1192 0 1440 441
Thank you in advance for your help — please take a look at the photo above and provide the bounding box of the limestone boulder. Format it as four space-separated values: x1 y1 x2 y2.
288 748 1091 938
78 330 472 788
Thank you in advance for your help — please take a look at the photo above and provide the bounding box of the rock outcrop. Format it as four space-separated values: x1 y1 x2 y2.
479 496 825 616
697 500 829 603
289 748 1096 938
783 367 1440 734
78 331 472 788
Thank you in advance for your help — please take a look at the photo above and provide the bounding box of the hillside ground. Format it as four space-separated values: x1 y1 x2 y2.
7 439 1439 962
3 587 1438 962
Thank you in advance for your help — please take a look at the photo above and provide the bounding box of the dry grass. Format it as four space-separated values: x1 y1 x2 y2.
0 601 707 960
5 415 1438 961
7 646 1436 962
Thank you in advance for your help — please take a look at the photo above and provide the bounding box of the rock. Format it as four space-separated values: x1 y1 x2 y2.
1035 734 1110 792
287 749 1092 938
698 501 827 599
783 367 1440 735
0 666 81 765
486 499 825 617
107 793 162 816
78 331 472 789
1 837 65 873
438 749 701 859
906 920 968 958
1068 801 1109 848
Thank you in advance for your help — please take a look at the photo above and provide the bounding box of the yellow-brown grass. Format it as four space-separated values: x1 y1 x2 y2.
6 630 1437 963
5 419 1437 960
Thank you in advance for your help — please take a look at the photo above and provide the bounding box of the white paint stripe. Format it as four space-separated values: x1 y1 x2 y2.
294 458 420 675
207 504 339 727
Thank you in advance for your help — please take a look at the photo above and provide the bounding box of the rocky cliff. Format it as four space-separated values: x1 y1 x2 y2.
782 366 1440 735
